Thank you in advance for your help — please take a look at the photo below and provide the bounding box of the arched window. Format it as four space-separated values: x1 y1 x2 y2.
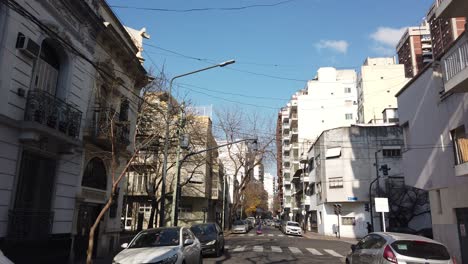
82 158 107 190
32 39 61 96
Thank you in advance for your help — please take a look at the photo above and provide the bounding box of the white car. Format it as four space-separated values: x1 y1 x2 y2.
346 232 456 264
113 227 203 264
232 220 248 233
282 221 302 236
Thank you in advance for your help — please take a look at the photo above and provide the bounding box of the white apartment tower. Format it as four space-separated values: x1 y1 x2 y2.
278 67 358 220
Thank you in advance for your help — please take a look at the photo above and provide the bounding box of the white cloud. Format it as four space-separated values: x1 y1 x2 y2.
372 45 396 56
370 27 407 48
315 40 349 54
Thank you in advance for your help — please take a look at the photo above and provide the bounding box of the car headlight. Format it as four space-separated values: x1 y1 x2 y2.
206 240 216 246
152 253 178 264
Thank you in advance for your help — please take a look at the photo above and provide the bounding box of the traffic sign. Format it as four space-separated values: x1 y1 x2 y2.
374 198 389 212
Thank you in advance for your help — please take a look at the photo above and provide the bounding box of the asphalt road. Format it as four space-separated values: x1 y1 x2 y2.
203 225 352 264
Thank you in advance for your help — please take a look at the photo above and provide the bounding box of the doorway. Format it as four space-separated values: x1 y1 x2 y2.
456 208 468 263
74 203 102 261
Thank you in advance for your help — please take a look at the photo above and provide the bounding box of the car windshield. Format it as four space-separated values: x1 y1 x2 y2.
287 222 300 227
191 224 216 235
129 229 180 248
233 220 244 225
391 240 450 260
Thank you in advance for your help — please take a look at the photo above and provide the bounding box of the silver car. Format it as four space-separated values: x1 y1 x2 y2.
113 227 202 264
346 232 455 264
232 220 248 233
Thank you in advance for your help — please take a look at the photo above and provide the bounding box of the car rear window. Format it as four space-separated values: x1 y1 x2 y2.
391 240 450 260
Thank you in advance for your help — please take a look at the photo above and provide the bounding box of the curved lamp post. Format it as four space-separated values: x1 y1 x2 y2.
159 60 236 227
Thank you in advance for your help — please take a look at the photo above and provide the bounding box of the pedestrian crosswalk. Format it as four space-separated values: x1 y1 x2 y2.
223 245 344 258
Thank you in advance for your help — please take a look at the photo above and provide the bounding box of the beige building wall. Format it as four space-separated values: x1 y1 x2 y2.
357 57 409 124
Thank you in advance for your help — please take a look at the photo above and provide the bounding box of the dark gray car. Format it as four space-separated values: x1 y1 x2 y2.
190 223 225 257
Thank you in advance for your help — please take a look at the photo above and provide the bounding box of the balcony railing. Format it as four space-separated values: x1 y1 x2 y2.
87 107 130 147
8 209 53 240
24 89 82 139
443 37 468 83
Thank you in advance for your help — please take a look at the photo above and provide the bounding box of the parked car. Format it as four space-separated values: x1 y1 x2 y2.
346 232 455 264
282 221 302 236
113 227 202 264
232 220 248 233
247 217 256 227
244 219 254 230
190 222 225 257
274 219 281 228
0 250 13 264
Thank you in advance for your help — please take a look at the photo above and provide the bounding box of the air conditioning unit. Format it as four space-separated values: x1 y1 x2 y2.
16 32 40 58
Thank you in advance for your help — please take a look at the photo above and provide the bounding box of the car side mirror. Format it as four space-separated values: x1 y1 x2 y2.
121 243 129 249
351 244 356 252
184 239 194 246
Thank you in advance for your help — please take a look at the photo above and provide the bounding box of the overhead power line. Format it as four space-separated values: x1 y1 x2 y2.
109 0 297 13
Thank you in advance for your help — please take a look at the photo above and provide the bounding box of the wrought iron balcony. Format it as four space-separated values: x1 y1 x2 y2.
24 89 82 139
7 209 53 240
442 34 468 93
86 107 130 148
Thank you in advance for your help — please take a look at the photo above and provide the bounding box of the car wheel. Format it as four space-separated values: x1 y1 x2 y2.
199 254 203 264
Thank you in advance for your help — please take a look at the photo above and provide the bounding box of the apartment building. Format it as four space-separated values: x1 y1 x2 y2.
307 125 431 238
396 23 433 78
357 57 408 124
427 1 465 59
0 0 148 262
396 0 468 262
277 67 358 221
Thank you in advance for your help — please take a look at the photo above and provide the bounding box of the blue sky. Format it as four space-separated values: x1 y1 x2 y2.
108 0 432 161
109 0 432 114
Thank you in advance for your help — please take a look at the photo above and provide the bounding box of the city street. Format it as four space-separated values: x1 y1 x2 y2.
204 226 351 264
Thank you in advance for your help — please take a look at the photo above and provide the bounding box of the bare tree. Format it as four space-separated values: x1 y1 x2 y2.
215 106 275 226
381 178 431 229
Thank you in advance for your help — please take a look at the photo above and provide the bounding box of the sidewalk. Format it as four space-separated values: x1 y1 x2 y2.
302 231 358 244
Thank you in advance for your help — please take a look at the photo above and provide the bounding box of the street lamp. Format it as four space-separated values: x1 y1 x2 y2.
159 60 236 227
172 138 257 227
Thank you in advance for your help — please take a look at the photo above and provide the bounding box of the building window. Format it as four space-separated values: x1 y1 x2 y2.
329 177 343 189
342 217 355 225
345 113 353 120
402 123 410 150
436 189 442 214
382 149 401 157
178 206 193 219
344 87 352 93
308 158 314 172
451 126 468 165
188 171 204 184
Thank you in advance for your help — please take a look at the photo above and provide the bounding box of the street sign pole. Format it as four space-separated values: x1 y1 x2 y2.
381 212 386 232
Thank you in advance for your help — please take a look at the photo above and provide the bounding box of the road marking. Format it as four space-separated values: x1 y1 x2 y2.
224 245 231 249
271 246 282 253
233 246 245 252
278 234 284 237
306 248 323 255
253 246 263 252
288 247 302 254
248 234 254 237
268 234 274 237
323 249 344 257
258 234 264 237
239 234 245 237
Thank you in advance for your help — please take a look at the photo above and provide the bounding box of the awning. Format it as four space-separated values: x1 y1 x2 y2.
326 147 341 158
